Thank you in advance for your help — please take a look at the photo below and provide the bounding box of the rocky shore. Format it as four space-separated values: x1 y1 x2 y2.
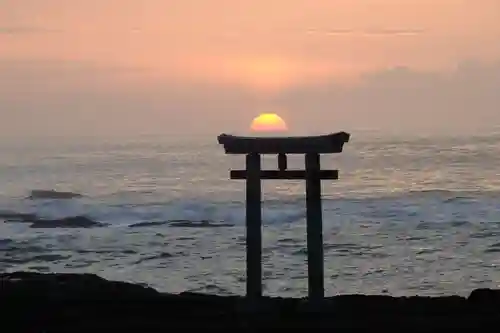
2 272 500 331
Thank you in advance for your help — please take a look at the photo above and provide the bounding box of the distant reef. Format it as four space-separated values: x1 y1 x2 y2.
27 189 84 200
0 213 106 228
2 271 500 330
1 211 234 229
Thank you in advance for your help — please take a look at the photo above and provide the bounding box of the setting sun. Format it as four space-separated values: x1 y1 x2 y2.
250 113 288 132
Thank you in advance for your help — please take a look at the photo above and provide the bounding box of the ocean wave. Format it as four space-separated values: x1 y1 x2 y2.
1 186 500 232
20 187 500 204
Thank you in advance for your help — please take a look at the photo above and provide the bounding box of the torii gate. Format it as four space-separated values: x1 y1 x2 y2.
217 132 350 303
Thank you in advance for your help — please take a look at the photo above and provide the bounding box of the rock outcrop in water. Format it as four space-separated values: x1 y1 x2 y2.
1 211 106 228
169 219 234 228
129 219 235 228
2 271 500 330
29 216 106 228
27 189 83 200
2 212 235 229
129 221 170 228
0 211 37 222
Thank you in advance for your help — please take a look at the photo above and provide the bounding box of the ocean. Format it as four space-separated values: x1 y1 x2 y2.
1 131 500 297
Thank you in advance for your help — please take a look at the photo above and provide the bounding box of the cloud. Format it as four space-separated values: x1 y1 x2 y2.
220 27 426 38
0 59 255 136
277 60 500 134
0 58 499 137
304 28 426 36
0 27 60 34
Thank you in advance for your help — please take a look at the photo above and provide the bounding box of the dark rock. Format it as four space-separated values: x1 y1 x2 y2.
27 190 83 200
2 271 500 330
129 220 234 228
29 216 106 228
169 219 234 228
469 288 500 308
0 211 37 223
1 271 158 299
129 221 169 228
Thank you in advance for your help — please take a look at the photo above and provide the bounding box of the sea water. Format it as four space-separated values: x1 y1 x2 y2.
1 131 500 297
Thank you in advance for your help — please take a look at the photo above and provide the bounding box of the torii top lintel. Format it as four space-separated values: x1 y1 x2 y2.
217 131 350 155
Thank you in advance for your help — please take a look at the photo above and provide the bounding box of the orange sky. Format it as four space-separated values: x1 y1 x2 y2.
2 0 500 91
1 0 500 136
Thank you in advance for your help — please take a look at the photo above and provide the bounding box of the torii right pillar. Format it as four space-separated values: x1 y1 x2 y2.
218 131 350 303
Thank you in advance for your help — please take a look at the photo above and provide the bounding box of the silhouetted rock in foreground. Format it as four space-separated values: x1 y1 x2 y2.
29 216 106 228
2 272 500 331
27 189 83 200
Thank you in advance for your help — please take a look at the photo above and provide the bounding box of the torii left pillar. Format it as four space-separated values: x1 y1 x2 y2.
245 152 262 300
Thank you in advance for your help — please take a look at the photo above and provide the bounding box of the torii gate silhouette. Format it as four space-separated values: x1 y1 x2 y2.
218 131 350 303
